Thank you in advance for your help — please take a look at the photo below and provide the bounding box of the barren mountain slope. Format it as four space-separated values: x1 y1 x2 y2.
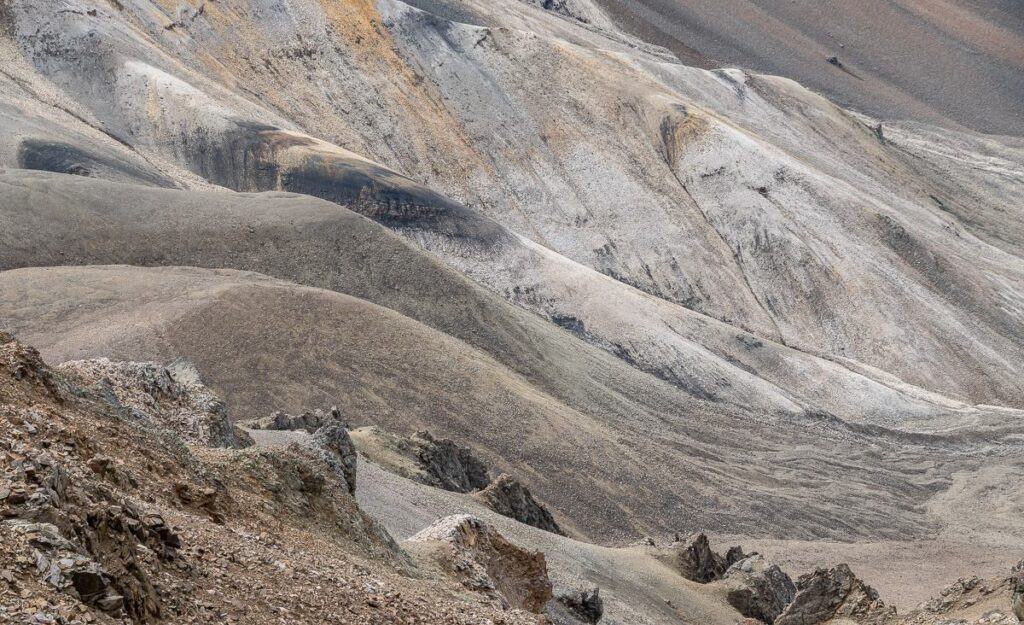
0 332 545 625
593 0 1024 135
1 169 1005 431
0 0 1023 615
1 0 1023 410
3 264 1024 555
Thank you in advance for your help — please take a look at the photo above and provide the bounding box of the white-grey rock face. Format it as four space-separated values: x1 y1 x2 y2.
57 358 250 449
3 0 1022 420
0 0 1023 554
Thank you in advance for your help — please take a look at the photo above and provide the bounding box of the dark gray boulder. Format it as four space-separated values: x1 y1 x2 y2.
475 474 564 535
547 586 603 624
722 554 796 624
310 425 358 495
672 532 726 583
412 431 491 493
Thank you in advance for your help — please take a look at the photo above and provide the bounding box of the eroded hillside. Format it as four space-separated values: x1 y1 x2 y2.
0 0 1023 623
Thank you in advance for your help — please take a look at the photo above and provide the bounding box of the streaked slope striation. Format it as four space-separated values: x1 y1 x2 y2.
2 259 1024 550
2 0 1022 411
0 0 1022 575
592 0 1024 135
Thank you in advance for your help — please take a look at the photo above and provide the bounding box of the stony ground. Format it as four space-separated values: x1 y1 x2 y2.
0 332 541 625
0 0 1022 620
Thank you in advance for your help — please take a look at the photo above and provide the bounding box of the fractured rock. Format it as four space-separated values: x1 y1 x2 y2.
350 426 491 493
474 474 564 535
412 431 491 493
669 532 744 583
900 574 1019 625
58 358 250 449
721 554 796 624
406 514 552 612
725 546 749 567
1 333 61 398
9 518 161 618
242 406 346 434
245 407 358 494
547 586 603 624
775 564 894 625
1012 559 1023 622
309 424 358 495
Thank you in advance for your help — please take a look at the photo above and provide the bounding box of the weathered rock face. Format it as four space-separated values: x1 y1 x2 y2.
547 586 604 624
412 432 491 494
775 564 894 625
474 474 564 536
899 574 1019 625
669 532 745 583
1 334 540 625
57 358 250 449
241 407 346 435
725 546 749 566
350 427 492 494
1011 560 1024 622
244 407 359 493
722 554 796 624
406 514 553 612
352 427 563 533
308 425 358 496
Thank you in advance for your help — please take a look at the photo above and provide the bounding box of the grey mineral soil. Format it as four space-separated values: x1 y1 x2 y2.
0 0 1022 609
355 454 1019 620
594 0 1024 135
355 456 741 625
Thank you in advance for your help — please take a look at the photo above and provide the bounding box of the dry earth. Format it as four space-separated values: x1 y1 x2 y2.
592 0 1024 135
0 0 1023 622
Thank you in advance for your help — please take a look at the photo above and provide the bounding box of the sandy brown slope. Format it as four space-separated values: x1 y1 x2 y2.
4 264 1024 556
593 0 1024 135
353 457 1022 619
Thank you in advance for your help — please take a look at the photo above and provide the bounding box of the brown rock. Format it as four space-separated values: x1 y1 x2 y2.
406 514 552 612
722 554 796 624
775 564 894 625
672 532 726 583
547 586 603 624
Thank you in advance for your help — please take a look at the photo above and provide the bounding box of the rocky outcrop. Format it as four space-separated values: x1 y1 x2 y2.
474 474 564 536
0 333 541 625
406 515 552 612
349 427 491 494
241 407 346 434
307 425 358 495
899 574 1020 625
669 533 746 583
721 554 796 624
412 432 491 494
244 407 359 493
775 564 895 625
352 427 564 533
58 358 250 449
1013 560 1024 622
547 586 603 624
